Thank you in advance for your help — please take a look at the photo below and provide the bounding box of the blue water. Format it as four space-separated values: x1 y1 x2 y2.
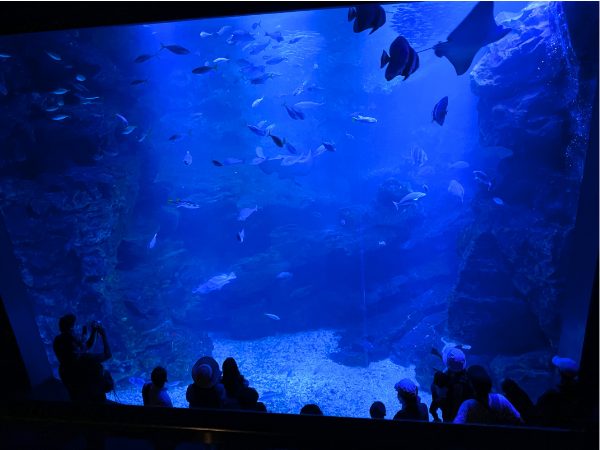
0 2 594 417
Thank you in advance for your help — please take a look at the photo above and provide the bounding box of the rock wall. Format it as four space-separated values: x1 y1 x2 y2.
448 0 595 378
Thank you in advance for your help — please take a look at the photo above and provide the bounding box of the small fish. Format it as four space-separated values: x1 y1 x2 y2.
293 101 324 109
265 55 287 65
345 133 355 140
393 192 427 209
148 233 158 249
131 79 148 85
276 272 293 279
227 30 255 45
285 142 298 155
265 31 284 43
473 170 493 190
251 20 261 30
75 74 86 82
264 313 281 321
45 105 60 112
378 240 386 247
252 96 264 108
168 199 201 209
284 104 304 120
448 161 469 169
213 57 229 63
313 63 319 69
352 114 377 123
0 52 12 59
244 41 270 55
216 25 233 36
432 96 449 126
381 35 419 81
160 43 190 55
237 228 245 243
269 133 285 148
493 197 504 205
129 377 146 387
199 31 213 38
247 124 267 136
168 134 183 142
223 157 245 165
51 114 70 121
249 72 276 84
212 160 224 167
46 51 62 61
348 4 386 34
115 114 128 126
322 142 336 152
52 88 69 95
122 125 137 135
134 53 154 63
238 205 258 221
448 180 465 203
192 65 216 74
411 145 428 167
288 36 304 44
193 272 236 294
183 151 192 166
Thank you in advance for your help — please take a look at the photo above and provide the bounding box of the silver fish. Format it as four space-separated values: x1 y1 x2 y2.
148 233 158 249
238 205 258 221
52 88 69 95
46 51 62 61
448 180 464 203
51 114 70 121
193 272 236 294
264 313 280 321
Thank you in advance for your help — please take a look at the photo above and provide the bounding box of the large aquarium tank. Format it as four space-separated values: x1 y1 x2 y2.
0 2 597 418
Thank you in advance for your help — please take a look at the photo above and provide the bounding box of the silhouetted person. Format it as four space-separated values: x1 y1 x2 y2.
369 401 386 419
393 378 429 421
142 366 173 407
53 313 112 403
536 356 582 428
430 347 473 422
221 356 249 408
300 403 323 415
186 356 226 409
501 378 535 424
238 387 267 412
454 365 522 425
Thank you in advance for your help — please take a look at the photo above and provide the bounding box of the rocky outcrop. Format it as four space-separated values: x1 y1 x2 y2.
448 2 594 363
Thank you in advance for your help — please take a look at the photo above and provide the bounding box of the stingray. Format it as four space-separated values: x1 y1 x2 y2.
432 1 510 75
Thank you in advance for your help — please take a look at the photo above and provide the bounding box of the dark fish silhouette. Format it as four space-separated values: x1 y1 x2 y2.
265 30 284 42
130 79 148 85
212 160 224 166
160 44 190 55
192 65 216 74
269 133 285 148
348 4 386 34
284 104 304 120
433 1 510 75
134 54 154 63
381 36 419 81
432 96 448 125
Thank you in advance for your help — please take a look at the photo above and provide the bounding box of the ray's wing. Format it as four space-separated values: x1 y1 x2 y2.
434 1 509 76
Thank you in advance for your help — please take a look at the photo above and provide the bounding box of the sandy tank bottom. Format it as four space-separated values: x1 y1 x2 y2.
108 329 432 419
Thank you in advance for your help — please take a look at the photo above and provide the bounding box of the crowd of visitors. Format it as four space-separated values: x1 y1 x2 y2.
53 313 584 429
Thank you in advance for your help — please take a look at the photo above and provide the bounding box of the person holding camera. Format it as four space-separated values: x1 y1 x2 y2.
53 313 113 403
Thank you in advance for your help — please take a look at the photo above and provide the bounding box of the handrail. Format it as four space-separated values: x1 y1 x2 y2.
0 400 595 450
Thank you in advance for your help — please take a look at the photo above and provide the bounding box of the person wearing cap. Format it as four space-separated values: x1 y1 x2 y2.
186 356 226 409
142 366 173 408
453 365 522 425
392 378 429 421
535 356 582 428
429 347 473 422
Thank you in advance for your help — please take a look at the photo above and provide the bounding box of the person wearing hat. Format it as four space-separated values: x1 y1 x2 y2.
453 365 522 425
535 356 582 428
392 378 429 421
429 346 473 422
186 356 226 409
